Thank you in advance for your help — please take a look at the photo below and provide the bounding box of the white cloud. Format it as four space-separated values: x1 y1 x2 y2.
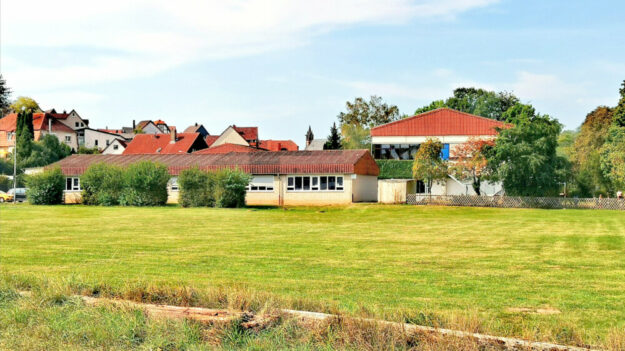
510 71 584 102
1 0 498 91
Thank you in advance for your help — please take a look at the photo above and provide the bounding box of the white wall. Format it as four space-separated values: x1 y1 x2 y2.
102 139 126 154
83 129 123 150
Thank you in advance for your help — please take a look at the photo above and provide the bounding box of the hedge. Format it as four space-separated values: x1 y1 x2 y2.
376 160 414 179
119 161 170 206
178 167 215 207
25 167 65 204
81 163 124 205
214 168 250 208
178 167 250 208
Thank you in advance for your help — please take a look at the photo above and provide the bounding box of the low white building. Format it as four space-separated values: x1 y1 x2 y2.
76 128 126 151
101 139 127 154
371 108 508 197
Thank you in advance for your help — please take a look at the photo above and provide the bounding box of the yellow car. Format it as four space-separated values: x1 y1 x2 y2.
0 191 14 203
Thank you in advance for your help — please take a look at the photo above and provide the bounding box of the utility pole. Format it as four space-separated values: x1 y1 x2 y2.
12 126 17 205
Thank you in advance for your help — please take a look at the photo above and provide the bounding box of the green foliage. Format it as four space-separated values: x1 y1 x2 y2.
119 161 170 206
488 104 563 196
16 111 34 163
337 95 400 128
324 122 342 150
0 74 11 115
413 87 519 121
78 146 100 154
9 96 41 114
376 160 413 179
613 80 625 127
25 167 65 204
178 167 215 207
600 126 625 191
81 163 124 205
341 123 371 150
20 134 72 168
213 168 251 208
412 138 448 193
0 175 10 191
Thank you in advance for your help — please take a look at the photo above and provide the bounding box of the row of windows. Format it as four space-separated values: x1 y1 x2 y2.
287 176 344 191
373 143 450 160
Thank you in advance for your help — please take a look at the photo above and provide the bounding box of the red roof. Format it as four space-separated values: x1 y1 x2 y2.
123 133 206 154
233 126 258 141
98 129 125 134
194 143 263 154
0 113 74 133
50 150 379 176
258 139 299 151
205 135 219 147
371 108 510 137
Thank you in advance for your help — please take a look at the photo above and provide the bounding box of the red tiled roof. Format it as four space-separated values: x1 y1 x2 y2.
258 139 299 151
0 113 74 133
154 119 166 125
194 143 263 154
233 125 258 141
50 150 379 176
205 135 219 147
371 108 510 137
98 129 125 134
123 133 205 154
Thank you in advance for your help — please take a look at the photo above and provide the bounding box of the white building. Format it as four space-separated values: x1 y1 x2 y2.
101 139 127 155
76 128 126 151
371 108 509 196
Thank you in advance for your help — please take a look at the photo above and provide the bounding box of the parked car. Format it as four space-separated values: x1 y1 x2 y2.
0 190 14 203
7 188 27 202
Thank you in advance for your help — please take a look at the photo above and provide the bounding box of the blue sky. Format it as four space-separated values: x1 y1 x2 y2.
2 0 624 146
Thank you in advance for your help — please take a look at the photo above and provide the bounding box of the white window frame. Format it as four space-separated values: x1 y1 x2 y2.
247 175 274 192
65 177 81 191
286 175 344 192
64 135 71 143
169 177 179 191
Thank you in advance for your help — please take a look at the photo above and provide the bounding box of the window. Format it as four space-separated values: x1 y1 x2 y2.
75 122 79 127
94 140 99 146
440 143 450 160
287 176 344 192
169 177 179 191
106 140 110 146
247 175 274 192
65 177 80 191
113 144 119 150
373 144 420 160
65 136 71 143
7 132 14 141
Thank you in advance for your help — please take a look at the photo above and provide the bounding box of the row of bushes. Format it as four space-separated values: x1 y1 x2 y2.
25 161 251 208
178 167 250 208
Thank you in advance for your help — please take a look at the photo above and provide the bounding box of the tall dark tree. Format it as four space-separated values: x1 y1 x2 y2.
0 74 11 116
16 111 35 163
324 122 342 150
613 81 625 127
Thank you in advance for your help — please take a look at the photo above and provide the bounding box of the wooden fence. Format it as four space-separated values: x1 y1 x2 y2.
406 194 625 210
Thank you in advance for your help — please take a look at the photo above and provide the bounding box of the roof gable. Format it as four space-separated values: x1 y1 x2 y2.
211 126 249 148
194 143 263 154
371 108 510 137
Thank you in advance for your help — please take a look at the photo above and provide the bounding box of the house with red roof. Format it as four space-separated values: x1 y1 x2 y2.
0 112 79 156
122 129 208 155
371 108 509 197
202 125 298 153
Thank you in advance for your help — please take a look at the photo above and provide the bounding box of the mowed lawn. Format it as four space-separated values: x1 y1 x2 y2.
2 204 625 346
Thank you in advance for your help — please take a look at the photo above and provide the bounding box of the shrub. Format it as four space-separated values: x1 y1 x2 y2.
119 161 170 206
81 163 124 205
25 167 65 204
0 175 10 192
214 168 250 208
178 167 215 207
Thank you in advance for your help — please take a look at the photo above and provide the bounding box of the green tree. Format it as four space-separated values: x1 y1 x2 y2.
178 167 215 207
81 163 124 205
21 134 71 168
487 104 563 196
600 80 625 193
10 96 41 114
78 146 100 154
451 137 495 195
119 161 170 206
0 74 11 116
413 87 519 121
341 123 371 150
338 96 400 128
412 138 448 194
324 122 342 150
16 111 34 163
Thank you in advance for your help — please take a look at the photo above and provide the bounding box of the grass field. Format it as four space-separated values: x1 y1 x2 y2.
2 204 625 349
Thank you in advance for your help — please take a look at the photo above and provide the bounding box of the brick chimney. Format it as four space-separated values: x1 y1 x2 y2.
132 120 136 129
170 127 177 144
